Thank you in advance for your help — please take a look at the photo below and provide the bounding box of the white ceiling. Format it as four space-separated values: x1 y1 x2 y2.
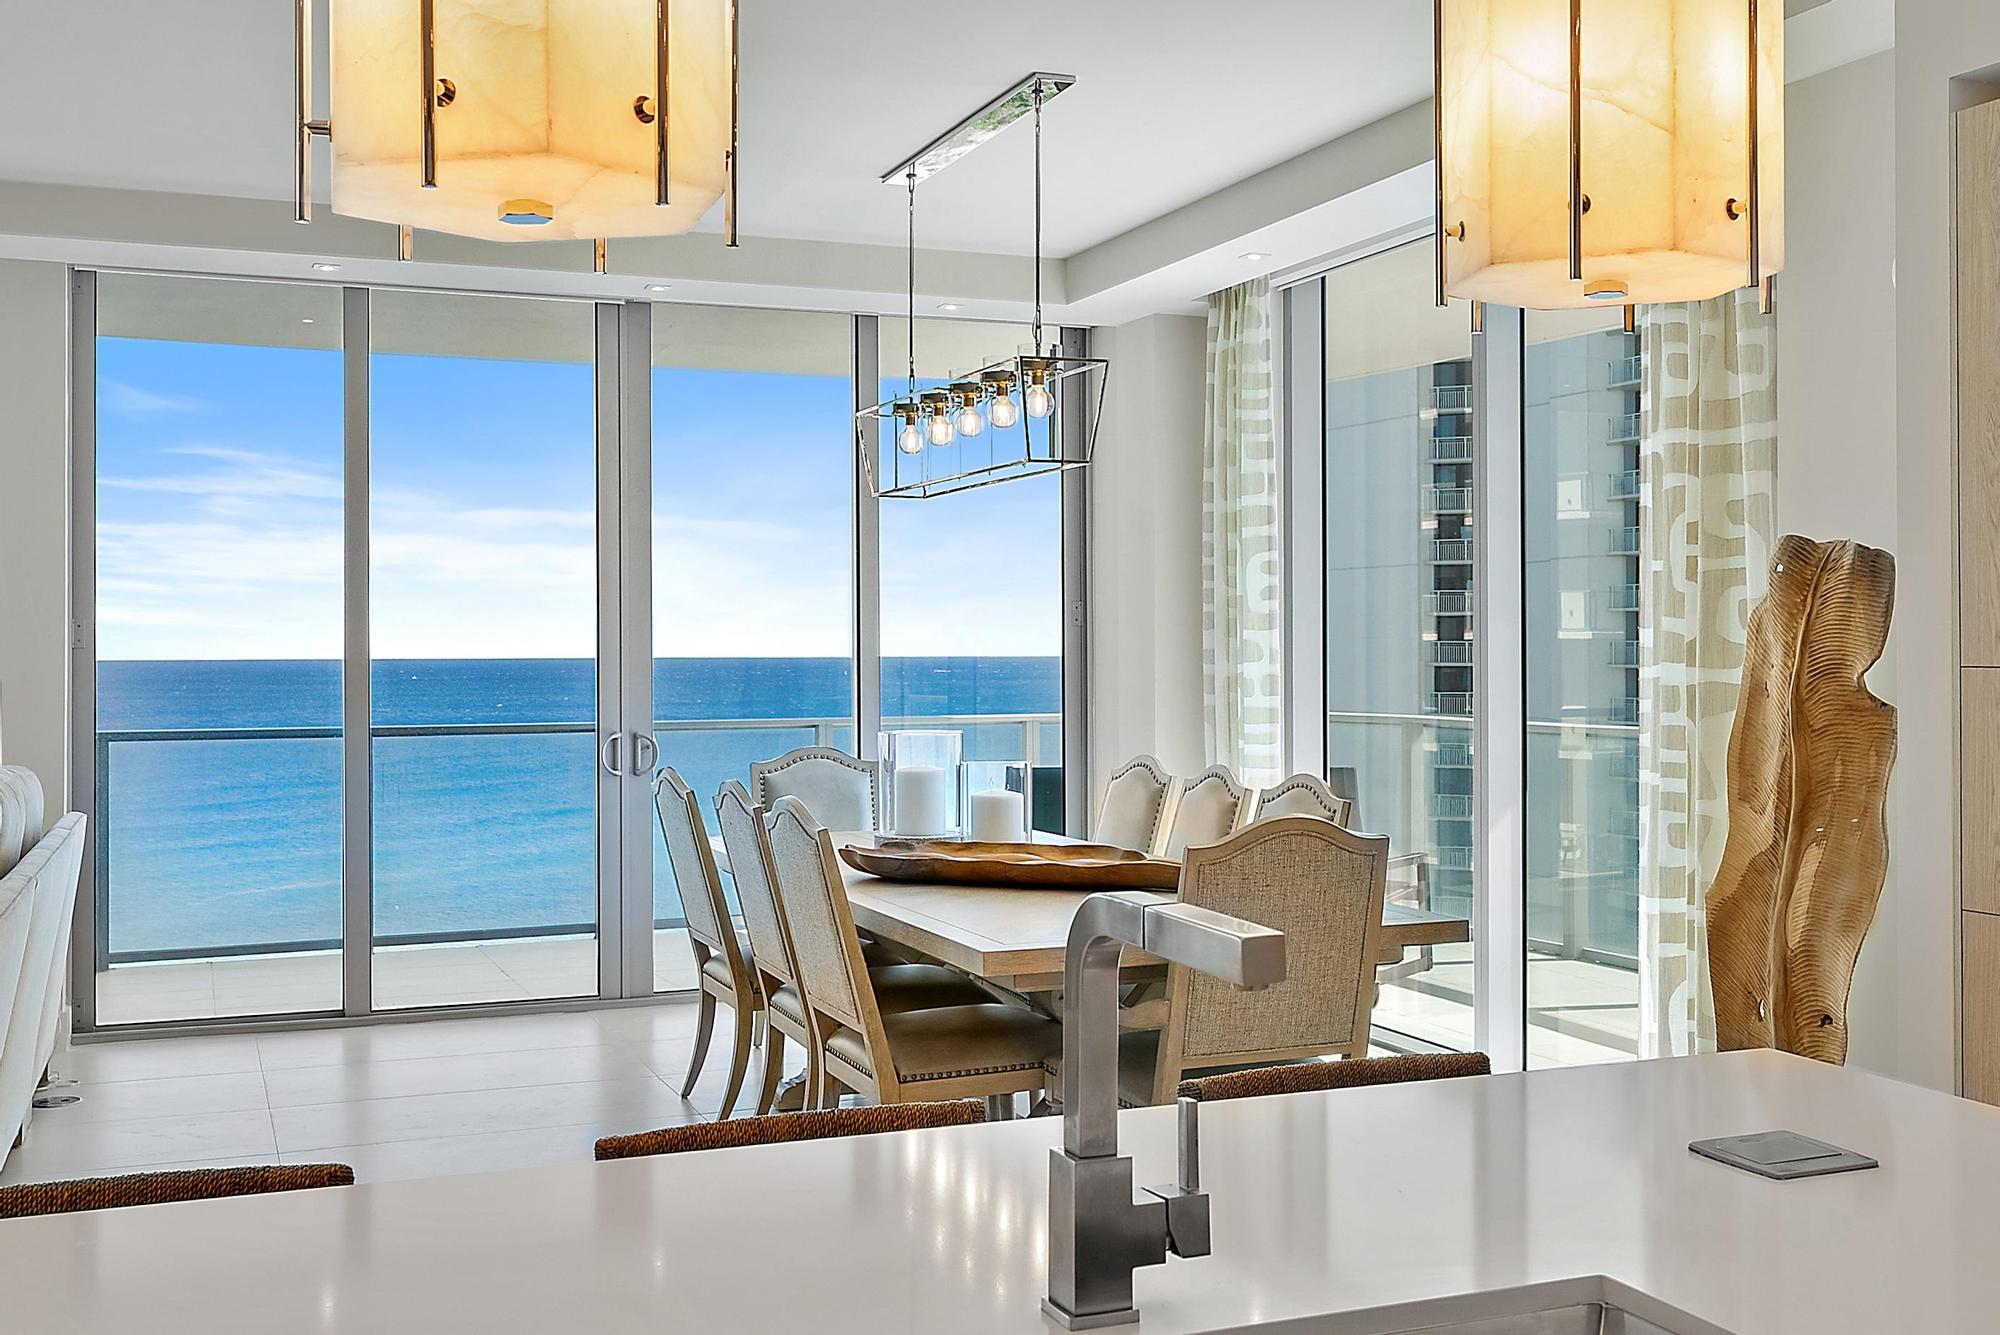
0 0 1434 258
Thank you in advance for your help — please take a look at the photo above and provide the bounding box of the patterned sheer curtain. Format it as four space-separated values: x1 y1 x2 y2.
1202 278 1284 786
1638 286 1778 1058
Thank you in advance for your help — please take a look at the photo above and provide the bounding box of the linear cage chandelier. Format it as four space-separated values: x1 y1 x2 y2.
1433 0 1783 314
858 74 1108 501
292 0 739 263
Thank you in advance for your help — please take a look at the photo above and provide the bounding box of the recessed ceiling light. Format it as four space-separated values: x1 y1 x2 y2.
1239 251 1271 262
644 283 672 293
938 302 962 312
311 262 341 272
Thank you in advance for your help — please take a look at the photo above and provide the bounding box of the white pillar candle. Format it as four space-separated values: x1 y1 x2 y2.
893 764 948 837
969 789 1026 843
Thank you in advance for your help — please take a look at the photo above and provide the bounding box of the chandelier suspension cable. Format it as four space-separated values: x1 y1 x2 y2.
1031 78 1045 352
907 166 918 397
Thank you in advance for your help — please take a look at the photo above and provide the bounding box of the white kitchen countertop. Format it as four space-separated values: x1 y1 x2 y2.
2 1050 1994 1333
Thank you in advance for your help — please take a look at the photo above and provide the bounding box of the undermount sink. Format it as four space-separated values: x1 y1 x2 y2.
1270 1280 1719 1335
1382 1304 1683 1335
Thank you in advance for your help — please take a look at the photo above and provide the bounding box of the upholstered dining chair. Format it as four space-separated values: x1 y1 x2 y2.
1093 754 1176 852
714 781 988 1115
763 797 1062 1115
595 1101 985 1161
0 1164 355 1219
1158 764 1251 859
1249 772 1352 828
1175 1052 1491 1103
750 747 881 832
1054 816 1390 1109
656 768 761 1120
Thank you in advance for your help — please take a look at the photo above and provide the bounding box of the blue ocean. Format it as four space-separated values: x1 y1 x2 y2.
96 658 1060 960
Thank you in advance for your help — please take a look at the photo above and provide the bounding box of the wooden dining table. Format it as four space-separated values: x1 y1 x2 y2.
716 830 1473 996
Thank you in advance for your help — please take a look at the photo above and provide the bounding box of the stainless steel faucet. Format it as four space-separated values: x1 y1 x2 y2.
1043 890 1287 1330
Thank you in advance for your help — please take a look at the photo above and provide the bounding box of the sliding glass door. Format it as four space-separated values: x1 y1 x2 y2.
367 291 602 1009
647 304 853 992
90 274 348 1026
77 276 1079 1029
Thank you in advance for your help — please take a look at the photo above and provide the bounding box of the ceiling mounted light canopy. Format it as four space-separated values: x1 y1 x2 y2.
1434 0 1783 311
294 0 739 255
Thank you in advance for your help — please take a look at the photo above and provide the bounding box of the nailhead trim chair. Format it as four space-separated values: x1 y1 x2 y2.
595 1100 985 1160
1158 764 1252 859
0 1164 355 1219
1249 772 1353 828
1094 755 1177 853
750 747 881 833
1176 1052 1492 1103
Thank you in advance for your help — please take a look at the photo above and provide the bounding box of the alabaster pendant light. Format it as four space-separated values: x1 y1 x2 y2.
295 0 739 251
1435 0 1784 311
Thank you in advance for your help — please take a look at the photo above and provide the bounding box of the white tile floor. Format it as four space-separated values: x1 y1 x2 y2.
1 998 803 1188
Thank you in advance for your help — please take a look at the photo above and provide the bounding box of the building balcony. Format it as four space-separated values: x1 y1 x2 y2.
1432 793 1474 819
1608 468 1640 500
1425 484 1473 514
1612 525 1640 555
1610 583 1640 612
1429 435 1473 463
1430 691 1473 717
1425 589 1473 616
1432 538 1474 563
1608 353 1644 386
1610 640 1641 667
1427 639 1473 666
1432 740 1474 768
1430 383 1474 414
1609 411 1642 442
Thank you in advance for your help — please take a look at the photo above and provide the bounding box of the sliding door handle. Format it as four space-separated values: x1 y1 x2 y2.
600 732 625 777
632 733 659 775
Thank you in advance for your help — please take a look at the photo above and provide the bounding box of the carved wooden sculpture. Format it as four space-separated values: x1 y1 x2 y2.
1707 535 1896 1063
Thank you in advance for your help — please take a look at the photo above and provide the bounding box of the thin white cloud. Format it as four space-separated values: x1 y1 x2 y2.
101 379 206 419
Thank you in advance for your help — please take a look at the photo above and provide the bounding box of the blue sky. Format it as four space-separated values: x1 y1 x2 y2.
95 334 1062 661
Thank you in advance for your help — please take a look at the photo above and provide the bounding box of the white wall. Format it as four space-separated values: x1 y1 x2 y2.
1086 313 1208 817
0 259 71 806
1775 51 1904 1076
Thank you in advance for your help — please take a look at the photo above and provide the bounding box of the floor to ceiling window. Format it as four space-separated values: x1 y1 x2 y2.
1320 241 1478 1052
649 304 853 990
1523 308 1643 1066
91 274 347 1026
368 291 602 1010
78 277 1085 1028
876 318 1067 834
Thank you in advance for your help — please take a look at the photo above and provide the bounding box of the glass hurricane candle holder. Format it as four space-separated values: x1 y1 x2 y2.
880 730 963 838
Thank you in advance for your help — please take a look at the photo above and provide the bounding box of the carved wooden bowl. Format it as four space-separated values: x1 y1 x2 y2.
838 840 1182 890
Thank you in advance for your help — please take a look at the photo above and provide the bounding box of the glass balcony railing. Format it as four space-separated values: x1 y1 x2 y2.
1610 640 1641 667
93 711 1060 970
1609 411 1642 441
1610 583 1640 612
1613 525 1640 555
1608 468 1641 500
1608 353 1644 385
